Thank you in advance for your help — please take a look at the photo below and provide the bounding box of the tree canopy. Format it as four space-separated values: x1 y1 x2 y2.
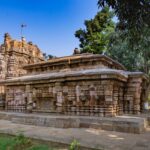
98 0 150 32
108 27 150 74
75 7 115 54
75 1 150 75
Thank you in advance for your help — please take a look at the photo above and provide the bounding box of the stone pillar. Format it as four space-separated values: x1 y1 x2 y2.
125 77 143 115
62 85 68 113
75 85 80 104
25 84 33 112
55 82 63 112
104 83 114 117
134 79 142 114
116 83 124 115
89 85 97 106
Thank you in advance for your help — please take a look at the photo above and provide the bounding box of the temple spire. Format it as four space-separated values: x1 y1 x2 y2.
4 33 11 44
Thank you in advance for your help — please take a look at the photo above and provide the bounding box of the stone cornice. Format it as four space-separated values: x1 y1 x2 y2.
0 68 128 85
23 54 126 71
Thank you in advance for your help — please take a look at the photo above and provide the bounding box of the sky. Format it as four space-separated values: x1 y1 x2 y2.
0 0 99 57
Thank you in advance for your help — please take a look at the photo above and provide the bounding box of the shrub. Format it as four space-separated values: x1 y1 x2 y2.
69 139 80 150
12 133 33 150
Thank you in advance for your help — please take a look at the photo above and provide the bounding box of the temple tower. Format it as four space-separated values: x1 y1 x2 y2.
0 33 44 109
0 33 44 79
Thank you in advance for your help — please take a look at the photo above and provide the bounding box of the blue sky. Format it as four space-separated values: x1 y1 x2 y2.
0 0 99 56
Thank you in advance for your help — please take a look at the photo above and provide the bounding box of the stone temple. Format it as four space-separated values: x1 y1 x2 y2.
0 33 149 117
0 33 44 107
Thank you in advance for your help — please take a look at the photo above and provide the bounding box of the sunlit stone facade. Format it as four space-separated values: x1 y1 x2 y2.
0 33 44 109
1 53 149 116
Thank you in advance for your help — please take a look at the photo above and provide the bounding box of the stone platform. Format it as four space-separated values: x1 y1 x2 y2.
0 111 148 134
0 120 150 150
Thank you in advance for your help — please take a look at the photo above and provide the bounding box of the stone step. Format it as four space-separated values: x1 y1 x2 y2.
0 111 148 134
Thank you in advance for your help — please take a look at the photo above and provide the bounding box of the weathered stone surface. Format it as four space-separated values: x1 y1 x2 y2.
0 34 149 117
0 33 44 109
0 33 44 79
0 111 147 134
1 118 150 150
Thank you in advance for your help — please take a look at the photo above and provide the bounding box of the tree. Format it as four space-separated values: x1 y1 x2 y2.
108 29 139 71
43 53 56 60
108 27 150 75
98 0 150 33
97 0 150 74
75 6 115 54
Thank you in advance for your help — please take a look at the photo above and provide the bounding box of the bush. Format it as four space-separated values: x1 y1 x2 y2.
12 133 33 150
69 139 80 150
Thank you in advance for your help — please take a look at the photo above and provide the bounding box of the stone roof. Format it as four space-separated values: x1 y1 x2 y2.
0 68 147 85
23 53 126 70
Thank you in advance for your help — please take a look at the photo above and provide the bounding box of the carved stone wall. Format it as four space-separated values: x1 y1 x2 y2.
0 33 44 79
0 49 149 116
4 77 126 117
124 76 148 114
6 86 26 106
0 33 44 109
23 54 126 75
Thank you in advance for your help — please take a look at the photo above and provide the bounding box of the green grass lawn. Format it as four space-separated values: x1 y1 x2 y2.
0 134 92 150
0 134 63 150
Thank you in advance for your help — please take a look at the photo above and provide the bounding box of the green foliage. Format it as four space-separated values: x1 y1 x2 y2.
43 53 56 60
0 136 14 150
14 133 31 144
108 29 138 71
108 27 150 74
13 133 33 150
28 145 50 150
0 134 53 150
69 139 80 150
98 1 150 72
0 134 82 150
96 0 150 75
75 1 150 75
98 0 150 33
75 6 115 54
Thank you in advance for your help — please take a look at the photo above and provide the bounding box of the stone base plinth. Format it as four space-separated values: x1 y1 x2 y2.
0 111 148 134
